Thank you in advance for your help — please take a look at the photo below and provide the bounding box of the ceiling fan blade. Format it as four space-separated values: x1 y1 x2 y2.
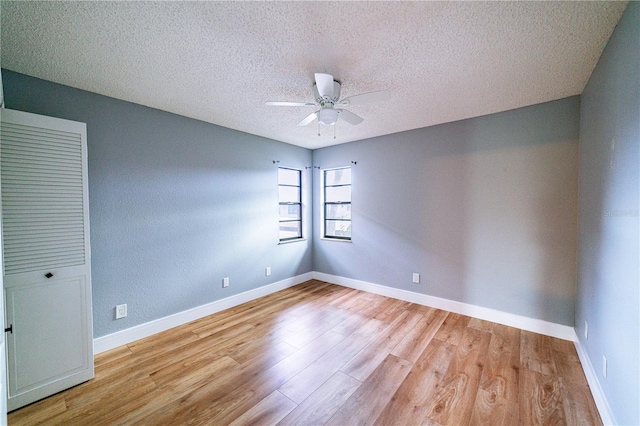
266 101 317 107
337 109 363 125
339 90 390 106
315 73 334 99
297 111 318 126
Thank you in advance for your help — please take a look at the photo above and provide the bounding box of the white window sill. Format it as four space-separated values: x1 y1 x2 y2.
278 238 307 245
320 237 352 243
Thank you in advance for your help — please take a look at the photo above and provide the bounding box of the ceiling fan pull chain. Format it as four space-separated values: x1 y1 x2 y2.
334 122 337 139
318 121 321 137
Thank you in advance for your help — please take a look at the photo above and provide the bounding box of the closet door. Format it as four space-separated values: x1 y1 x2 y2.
1 108 93 411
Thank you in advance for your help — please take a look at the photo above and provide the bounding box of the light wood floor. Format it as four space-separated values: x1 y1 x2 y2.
9 280 601 425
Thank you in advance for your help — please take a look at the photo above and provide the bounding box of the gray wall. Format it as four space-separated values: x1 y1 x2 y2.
2 70 313 338
313 97 579 326
577 3 639 425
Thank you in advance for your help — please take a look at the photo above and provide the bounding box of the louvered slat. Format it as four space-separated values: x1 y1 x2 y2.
1 122 86 275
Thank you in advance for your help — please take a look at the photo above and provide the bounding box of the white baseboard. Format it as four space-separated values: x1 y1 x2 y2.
93 272 313 354
312 272 576 341
573 335 615 426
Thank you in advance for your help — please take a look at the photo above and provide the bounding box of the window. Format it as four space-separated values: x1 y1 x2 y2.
278 167 302 241
323 167 351 240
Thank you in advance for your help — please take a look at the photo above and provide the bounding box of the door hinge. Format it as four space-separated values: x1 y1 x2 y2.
4 324 12 334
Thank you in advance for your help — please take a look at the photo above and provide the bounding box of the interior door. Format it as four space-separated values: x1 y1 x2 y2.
1 108 93 411
0 133 7 426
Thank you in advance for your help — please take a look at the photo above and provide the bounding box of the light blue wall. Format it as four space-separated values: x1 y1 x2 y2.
2 70 313 338
313 96 580 326
577 3 639 425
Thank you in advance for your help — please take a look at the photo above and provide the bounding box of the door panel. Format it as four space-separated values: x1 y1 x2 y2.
6 275 90 395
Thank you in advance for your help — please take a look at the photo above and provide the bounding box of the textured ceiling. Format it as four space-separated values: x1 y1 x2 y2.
0 1 627 149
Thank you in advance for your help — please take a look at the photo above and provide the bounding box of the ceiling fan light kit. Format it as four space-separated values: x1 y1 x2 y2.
267 72 390 136
318 108 339 126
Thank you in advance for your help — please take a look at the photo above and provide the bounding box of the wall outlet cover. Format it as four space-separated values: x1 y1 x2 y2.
584 321 588 339
222 277 229 288
412 273 420 284
116 304 127 319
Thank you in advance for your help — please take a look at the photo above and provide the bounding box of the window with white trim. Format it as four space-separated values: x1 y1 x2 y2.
278 167 302 241
323 167 351 240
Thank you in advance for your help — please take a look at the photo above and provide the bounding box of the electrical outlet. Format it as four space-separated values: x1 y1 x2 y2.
602 355 607 378
222 277 229 288
412 273 420 284
265 267 271 277
115 304 127 319
584 321 588 339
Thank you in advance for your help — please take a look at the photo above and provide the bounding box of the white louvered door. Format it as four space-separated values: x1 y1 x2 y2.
0 108 93 411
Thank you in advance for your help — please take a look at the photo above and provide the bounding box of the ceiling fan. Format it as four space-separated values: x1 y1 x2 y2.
266 73 390 128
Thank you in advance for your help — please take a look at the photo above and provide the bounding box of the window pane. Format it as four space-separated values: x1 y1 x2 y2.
279 204 301 220
278 168 300 186
325 203 351 220
279 186 300 203
279 221 301 239
325 186 351 202
325 220 351 238
325 168 351 186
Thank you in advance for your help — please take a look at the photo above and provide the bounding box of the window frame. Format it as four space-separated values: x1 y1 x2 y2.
278 167 303 242
323 166 352 241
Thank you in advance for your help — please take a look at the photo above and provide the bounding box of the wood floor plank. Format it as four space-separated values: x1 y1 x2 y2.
425 327 492 426
135 329 345 426
550 338 588 387
357 294 397 318
479 323 520 402
521 330 557 376
126 325 199 356
151 354 239 390
326 354 413 425
374 339 456 426
374 298 412 323
94 345 133 368
49 374 159 425
188 329 348 425
226 337 298 366
244 309 298 330
390 308 448 363
278 317 388 403
469 388 519 426
433 312 472 346
340 310 423 381
6 394 66 426
64 367 151 410
341 293 377 314
519 368 567 426
327 288 361 308
129 321 257 376
468 317 496 333
330 311 369 336
8 281 603 426
131 366 246 424
282 306 352 348
559 377 603 426
278 372 361 426
187 282 328 337
228 390 296 426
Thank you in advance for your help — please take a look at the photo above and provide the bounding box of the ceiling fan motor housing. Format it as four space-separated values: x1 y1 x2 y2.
314 81 341 106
